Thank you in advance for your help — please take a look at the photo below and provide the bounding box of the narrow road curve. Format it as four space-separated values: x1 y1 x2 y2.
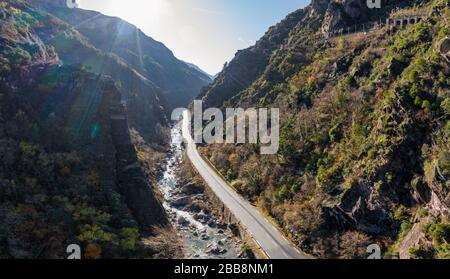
181 111 308 259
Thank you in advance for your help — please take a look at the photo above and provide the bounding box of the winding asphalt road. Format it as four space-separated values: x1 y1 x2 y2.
181 111 307 259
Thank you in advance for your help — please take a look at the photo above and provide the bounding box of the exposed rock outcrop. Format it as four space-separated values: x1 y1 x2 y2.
440 37 450 63
109 99 167 230
399 220 426 259
311 0 332 16
321 0 384 37
322 183 395 235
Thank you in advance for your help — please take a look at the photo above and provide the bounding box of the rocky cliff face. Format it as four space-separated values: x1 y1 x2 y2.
320 0 422 37
109 102 167 230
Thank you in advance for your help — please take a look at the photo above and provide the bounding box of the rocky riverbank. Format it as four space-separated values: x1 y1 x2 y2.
166 182 247 258
158 124 252 259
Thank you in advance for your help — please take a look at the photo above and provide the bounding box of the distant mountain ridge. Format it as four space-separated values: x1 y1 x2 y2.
184 61 215 80
27 0 212 110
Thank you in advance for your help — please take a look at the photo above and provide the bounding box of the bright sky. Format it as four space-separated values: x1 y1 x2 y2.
77 0 309 75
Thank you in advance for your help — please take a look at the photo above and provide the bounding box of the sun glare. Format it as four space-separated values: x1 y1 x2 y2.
79 0 173 27
75 0 307 74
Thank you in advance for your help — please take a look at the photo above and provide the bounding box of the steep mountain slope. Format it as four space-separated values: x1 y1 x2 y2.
199 0 450 258
27 0 212 110
198 7 308 108
13 0 171 142
0 0 180 258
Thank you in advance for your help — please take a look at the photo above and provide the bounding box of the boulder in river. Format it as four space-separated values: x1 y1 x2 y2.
185 202 201 213
217 222 228 230
177 216 190 226
200 233 210 241
180 182 204 195
207 220 217 228
207 244 227 255
168 196 191 208
194 212 212 224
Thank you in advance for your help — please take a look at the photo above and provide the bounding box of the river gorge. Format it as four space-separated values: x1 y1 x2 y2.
157 123 243 259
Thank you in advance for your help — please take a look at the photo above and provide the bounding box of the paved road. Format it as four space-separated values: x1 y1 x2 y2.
181 111 308 259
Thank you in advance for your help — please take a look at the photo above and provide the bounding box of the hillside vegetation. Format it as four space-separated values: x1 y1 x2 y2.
199 0 450 258
0 0 182 258
27 0 212 111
